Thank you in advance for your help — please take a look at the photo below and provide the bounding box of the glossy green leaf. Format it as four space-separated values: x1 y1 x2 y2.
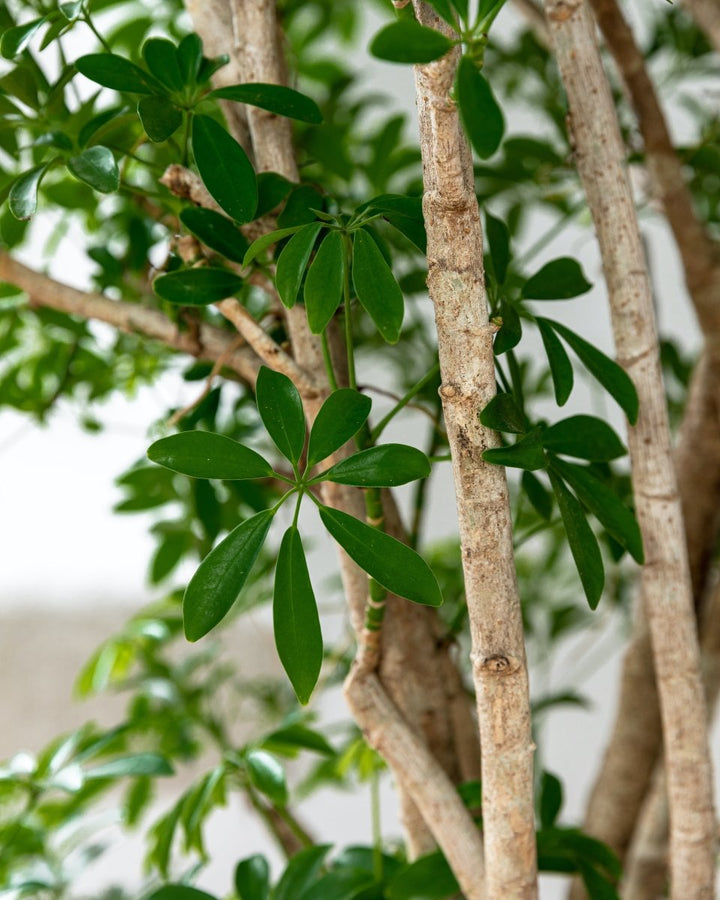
540 772 563 830
540 318 639 424
352 228 404 344
549 457 644 563
485 211 510 284
483 428 546 471
536 317 574 406
235 854 270 900
301 869 375 900
364 194 427 254
386 851 459 899
184 510 274 641
304 230 345 333
147 887 218 900
323 444 430 487
548 470 604 610
147 431 272 480
177 33 204 84
523 257 592 300
479 392 526 434
255 172 294 217
67 146 119 193
192 114 257 224
242 225 305 266
1 17 45 59
9 164 50 220
542 416 626 461
456 55 504 159
59 2 83 20
493 299 522 355
307 389 372 467
277 184 325 227
370 20 453 64
579 863 620 900
522 470 553 520
263 724 335 757
180 207 249 264
142 38 184 92
274 527 322 705
75 53 162 94
319 506 442 607
245 749 287 806
153 268 244 305
211 83 323 124
85 753 173 779
256 366 306 464
138 95 183 142
275 222 324 308
274 846 332 900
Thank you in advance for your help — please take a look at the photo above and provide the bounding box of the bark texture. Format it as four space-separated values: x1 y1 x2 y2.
411 4 538 897
544 2 716 896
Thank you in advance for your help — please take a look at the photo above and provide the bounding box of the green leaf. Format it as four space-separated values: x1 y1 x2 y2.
536 317 574 406
235 854 270 900
386 851 459 899
479 393 526 434
138 95 183 142
262 724 335 757
242 225 306 267
539 318 639 424
307 389 372 467
274 527 323 705
211 83 323 124
142 38 185 92
147 887 218 900
493 299 522 355
540 772 563 830
1 17 45 59
276 222 324 309
177 33 203 85
75 53 162 94
352 228 404 344
548 470 604 610
485 211 510 284
427 0 458 27
278 185 325 227
542 416 626 461
67 146 119 193
523 257 592 300
9 164 50 220
456 56 504 159
522 471 553 520
300 869 375 900
304 230 345 333
192 114 257 224
364 194 427 254
483 428 546 471
180 207 249 264
370 20 453 64
579 863 620 900
323 444 431 487
148 431 273 480
59 1 83 19
548 457 644 564
153 268 244 305
85 753 174 779
245 749 287 806
256 366 306 464
183 510 274 641
255 172 294 217
274 846 332 900
319 506 442 607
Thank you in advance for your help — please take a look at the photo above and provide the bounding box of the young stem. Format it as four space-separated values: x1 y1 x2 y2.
370 363 440 441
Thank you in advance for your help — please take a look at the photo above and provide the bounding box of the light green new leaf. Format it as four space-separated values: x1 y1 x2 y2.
370 20 453 64
319 506 442 607
245 749 288 806
322 444 430 487
147 431 272 480
235 855 270 900
242 225 305 266
548 470 604 610
483 428 546 471
67 146 119 193
304 230 345 333
9 163 50 220
522 257 592 300
274 527 322 705
184 510 274 641
479 393 526 434
153 268 244 305
542 416 626 462
211 83 323 124
255 366 306 464
352 228 404 344
307 389 372 467
180 207 249 264
275 222 324 308
536 317 574 406
456 55 504 159
75 53 162 94
85 753 173 779
138 95 182 142
192 114 257 224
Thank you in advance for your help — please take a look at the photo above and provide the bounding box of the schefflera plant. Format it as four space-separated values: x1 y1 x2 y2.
147 366 441 704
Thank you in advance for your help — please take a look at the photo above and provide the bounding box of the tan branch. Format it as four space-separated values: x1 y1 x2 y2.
683 0 720 53
411 3 538 895
0 253 260 385
544 2 716 896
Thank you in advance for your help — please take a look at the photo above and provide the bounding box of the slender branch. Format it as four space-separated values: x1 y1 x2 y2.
544 3 716 896
411 3 538 896
0 253 260 385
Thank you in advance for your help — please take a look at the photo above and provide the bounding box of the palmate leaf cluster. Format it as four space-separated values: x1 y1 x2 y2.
0 0 714 897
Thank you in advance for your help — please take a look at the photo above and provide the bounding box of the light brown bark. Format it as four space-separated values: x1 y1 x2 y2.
411 4 538 897
683 0 720 52
544 2 716 897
